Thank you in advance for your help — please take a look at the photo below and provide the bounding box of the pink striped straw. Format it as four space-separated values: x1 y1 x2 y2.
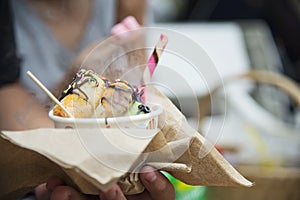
148 34 168 77
141 34 168 103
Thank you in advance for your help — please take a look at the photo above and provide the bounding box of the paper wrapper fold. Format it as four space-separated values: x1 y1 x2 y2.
145 87 253 187
0 128 159 199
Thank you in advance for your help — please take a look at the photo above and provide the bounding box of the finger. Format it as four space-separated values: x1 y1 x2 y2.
35 183 51 200
126 190 152 200
50 186 98 200
111 23 128 37
140 166 175 200
46 176 65 191
49 186 71 200
99 184 127 200
122 16 140 30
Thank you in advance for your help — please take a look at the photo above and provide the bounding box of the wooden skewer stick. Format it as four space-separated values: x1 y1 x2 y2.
26 71 74 118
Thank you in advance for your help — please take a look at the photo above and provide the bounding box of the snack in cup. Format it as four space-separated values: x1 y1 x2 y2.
50 69 160 129
53 69 107 118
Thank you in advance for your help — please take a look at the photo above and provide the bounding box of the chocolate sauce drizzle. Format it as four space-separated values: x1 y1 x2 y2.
60 69 102 101
101 79 134 114
137 104 150 114
59 69 151 115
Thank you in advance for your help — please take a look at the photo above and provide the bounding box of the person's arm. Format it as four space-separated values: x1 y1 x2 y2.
0 82 54 130
0 0 53 130
116 0 148 25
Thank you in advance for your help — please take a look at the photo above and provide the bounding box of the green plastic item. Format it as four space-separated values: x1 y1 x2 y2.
163 172 207 200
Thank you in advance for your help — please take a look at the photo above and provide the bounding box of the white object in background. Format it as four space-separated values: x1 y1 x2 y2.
200 91 300 167
150 22 251 97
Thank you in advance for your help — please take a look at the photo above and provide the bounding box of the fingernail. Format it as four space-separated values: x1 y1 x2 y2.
111 23 128 36
103 186 117 199
123 16 140 29
143 167 157 183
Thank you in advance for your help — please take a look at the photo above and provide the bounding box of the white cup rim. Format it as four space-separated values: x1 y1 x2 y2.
48 103 163 125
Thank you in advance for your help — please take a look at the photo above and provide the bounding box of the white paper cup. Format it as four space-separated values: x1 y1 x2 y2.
49 104 163 129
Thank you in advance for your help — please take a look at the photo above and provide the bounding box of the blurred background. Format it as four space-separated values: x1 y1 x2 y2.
148 0 300 199
4 0 299 199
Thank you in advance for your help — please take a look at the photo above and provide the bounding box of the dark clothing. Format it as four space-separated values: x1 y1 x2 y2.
0 0 20 87
179 0 300 83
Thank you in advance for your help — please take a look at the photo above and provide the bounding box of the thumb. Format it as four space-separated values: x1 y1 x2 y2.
140 166 175 200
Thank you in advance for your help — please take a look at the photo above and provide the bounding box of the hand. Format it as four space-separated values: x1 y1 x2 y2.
35 177 99 200
100 166 175 200
57 15 145 94
58 15 142 91
35 166 175 200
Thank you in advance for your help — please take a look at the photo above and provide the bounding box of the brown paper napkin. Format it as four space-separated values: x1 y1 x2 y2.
2 33 272 199
0 86 253 200
146 86 253 186
0 128 159 199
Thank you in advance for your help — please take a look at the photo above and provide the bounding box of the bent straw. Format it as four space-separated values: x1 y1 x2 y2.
26 71 74 118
